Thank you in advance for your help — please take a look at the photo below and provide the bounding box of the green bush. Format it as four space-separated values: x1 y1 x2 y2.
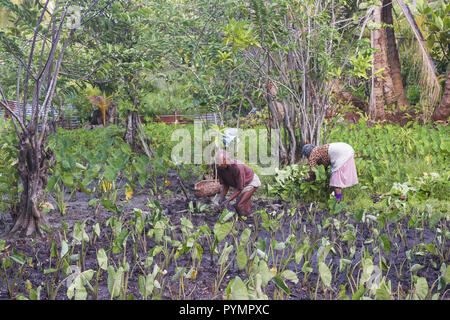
0 121 20 216
267 164 331 204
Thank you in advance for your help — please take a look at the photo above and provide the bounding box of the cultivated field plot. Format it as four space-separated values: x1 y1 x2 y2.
0 168 448 300
1 0 449 302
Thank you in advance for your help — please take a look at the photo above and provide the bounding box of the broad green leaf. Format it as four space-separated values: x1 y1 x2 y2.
93 223 101 238
214 221 233 243
239 228 251 245
229 276 249 300
107 266 122 298
44 268 58 274
60 240 69 258
10 254 25 265
73 222 89 244
97 248 108 270
219 209 235 223
318 262 332 287
410 264 424 273
444 265 450 284
258 260 275 286
352 285 367 300
280 270 298 284
379 234 391 254
362 258 374 284
272 276 290 296
415 277 428 300
375 286 392 300
171 267 186 282
180 217 194 229
218 243 233 265
236 245 247 271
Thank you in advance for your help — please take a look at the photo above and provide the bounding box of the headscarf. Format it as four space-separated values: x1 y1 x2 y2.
301 144 316 159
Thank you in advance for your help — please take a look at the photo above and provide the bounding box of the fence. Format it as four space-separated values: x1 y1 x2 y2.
1 101 219 129
152 112 219 126
0 101 81 129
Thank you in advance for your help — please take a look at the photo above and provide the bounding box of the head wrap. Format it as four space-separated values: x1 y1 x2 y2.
301 144 316 158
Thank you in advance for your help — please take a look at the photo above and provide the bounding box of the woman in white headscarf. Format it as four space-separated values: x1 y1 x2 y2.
301 142 358 202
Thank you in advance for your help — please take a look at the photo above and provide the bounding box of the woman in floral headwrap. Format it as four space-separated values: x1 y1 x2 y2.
301 142 358 202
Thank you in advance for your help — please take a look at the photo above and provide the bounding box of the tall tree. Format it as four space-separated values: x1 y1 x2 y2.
241 0 374 163
416 0 449 122
383 0 410 110
0 0 116 236
369 5 396 120
395 0 442 119
432 69 450 122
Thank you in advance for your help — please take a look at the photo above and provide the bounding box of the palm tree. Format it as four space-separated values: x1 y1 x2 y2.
383 0 410 110
369 0 442 121
370 5 395 120
432 69 450 122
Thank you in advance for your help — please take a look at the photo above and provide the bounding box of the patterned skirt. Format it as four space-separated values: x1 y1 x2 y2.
329 155 358 188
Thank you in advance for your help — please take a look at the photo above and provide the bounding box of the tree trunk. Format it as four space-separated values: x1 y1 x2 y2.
432 69 450 122
370 6 397 120
125 110 139 149
10 131 53 237
108 101 118 125
383 0 410 110
370 7 387 120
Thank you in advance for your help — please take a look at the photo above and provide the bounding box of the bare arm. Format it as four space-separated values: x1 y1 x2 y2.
226 189 241 203
219 185 229 203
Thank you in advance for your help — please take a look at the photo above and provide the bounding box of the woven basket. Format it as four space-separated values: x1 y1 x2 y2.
194 179 221 197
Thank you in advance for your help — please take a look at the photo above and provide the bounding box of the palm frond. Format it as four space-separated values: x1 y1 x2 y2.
396 0 442 119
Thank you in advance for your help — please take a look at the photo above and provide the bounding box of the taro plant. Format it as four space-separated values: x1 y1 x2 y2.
72 220 90 271
170 266 187 299
66 269 95 300
174 215 203 278
294 235 315 292
0 246 31 299
407 276 430 300
213 242 234 298
314 238 334 299
139 264 164 300
16 280 42 300
234 227 252 274
46 133 92 215
198 223 216 266
224 254 278 300
43 234 74 300
129 208 149 256
268 165 331 204
106 263 130 300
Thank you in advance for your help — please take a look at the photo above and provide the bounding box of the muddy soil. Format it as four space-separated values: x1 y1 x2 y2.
0 169 448 300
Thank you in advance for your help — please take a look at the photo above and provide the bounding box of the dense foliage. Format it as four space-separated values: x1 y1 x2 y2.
269 120 449 208
0 0 449 301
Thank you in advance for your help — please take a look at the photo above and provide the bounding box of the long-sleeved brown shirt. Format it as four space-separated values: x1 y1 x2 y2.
305 144 331 181
217 161 254 191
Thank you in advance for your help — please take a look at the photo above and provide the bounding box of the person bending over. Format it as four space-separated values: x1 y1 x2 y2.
301 142 358 202
215 149 261 216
